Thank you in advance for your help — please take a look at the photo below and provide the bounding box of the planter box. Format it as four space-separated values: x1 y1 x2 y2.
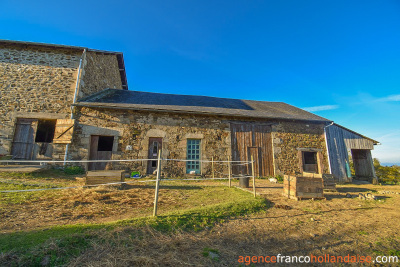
85 170 125 186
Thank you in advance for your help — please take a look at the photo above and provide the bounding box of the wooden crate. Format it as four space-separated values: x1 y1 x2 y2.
322 174 337 191
85 170 125 186
283 175 324 200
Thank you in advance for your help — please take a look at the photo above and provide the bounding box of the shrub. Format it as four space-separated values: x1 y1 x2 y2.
63 166 85 175
374 159 400 185
275 175 283 182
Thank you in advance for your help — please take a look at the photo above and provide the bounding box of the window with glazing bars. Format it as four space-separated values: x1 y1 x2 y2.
186 139 200 174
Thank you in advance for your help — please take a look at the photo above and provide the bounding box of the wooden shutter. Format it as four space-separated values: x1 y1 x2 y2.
298 150 304 174
317 151 324 174
53 119 75 144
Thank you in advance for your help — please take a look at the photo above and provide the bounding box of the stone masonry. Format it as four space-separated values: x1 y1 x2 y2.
71 106 329 177
272 121 329 176
71 107 232 176
78 52 122 99
0 42 124 157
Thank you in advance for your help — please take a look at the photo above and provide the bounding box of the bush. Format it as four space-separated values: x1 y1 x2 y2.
275 175 283 182
63 166 85 175
374 159 400 185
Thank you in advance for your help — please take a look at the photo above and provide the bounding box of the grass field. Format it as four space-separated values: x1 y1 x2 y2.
1 170 400 266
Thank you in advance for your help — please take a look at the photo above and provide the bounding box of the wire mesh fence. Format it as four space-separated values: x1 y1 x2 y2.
0 153 257 216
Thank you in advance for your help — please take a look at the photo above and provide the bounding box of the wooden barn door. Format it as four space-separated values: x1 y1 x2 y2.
351 149 374 180
11 119 36 159
247 146 261 177
231 123 274 177
89 135 114 170
147 137 162 174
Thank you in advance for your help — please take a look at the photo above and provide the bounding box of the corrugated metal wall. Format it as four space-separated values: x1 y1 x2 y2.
325 125 375 182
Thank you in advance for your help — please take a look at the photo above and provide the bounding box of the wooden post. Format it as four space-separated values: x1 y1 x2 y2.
153 150 161 217
251 155 256 198
228 156 231 188
212 156 214 179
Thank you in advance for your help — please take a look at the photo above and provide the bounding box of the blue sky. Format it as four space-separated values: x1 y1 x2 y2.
1 0 399 164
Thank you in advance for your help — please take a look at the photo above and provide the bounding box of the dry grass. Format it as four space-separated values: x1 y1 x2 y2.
0 178 253 233
1 176 400 266
70 182 400 266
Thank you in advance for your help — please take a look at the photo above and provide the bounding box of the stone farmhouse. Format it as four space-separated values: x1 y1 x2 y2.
0 40 379 182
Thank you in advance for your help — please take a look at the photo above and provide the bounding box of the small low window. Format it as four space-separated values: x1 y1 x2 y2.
303 152 317 165
35 120 56 143
302 151 318 173
98 136 114 151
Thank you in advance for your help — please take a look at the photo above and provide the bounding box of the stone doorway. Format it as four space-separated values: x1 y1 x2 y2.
89 135 114 170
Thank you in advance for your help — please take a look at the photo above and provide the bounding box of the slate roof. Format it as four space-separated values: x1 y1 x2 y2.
76 89 331 122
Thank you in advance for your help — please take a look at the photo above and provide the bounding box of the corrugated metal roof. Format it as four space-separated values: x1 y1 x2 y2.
76 89 331 122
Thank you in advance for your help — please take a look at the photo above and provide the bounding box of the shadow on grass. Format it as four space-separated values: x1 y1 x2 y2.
0 168 84 181
120 184 204 190
337 187 377 193
257 186 283 190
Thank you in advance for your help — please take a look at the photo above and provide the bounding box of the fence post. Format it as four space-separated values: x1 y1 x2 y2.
212 156 214 179
153 150 162 217
228 156 231 188
251 155 256 198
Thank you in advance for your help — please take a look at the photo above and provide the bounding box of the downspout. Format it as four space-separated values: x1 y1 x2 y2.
324 121 334 174
64 49 87 166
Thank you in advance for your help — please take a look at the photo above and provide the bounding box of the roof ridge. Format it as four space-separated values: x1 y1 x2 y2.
0 39 123 54
104 88 284 104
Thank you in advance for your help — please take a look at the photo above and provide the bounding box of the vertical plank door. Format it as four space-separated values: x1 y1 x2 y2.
11 119 36 159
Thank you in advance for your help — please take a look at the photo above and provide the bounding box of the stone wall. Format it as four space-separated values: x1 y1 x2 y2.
78 52 123 99
70 107 232 177
0 43 124 158
0 44 81 155
272 121 329 176
71 106 329 178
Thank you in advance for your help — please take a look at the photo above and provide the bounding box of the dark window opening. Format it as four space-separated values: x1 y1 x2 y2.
352 149 367 160
302 151 319 173
151 160 157 168
303 152 317 164
98 136 114 151
35 120 56 143
152 141 159 154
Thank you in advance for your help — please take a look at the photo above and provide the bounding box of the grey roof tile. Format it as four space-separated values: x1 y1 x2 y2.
76 89 331 122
